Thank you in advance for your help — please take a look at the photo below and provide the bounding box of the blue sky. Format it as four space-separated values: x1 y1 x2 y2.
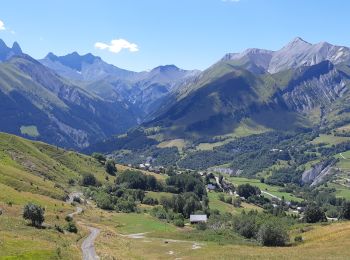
1 0 349 71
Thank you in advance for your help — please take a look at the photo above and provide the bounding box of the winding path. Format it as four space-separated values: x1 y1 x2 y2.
67 193 100 260
81 226 100 260
261 190 282 201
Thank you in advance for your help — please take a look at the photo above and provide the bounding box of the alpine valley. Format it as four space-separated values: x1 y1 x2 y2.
3 36 350 259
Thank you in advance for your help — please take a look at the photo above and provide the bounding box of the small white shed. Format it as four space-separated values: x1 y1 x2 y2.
190 215 207 224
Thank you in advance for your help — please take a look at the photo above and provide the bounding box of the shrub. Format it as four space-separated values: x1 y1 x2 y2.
218 193 225 202
304 205 327 223
257 221 289 246
225 197 233 204
92 153 106 164
237 184 261 199
340 201 350 220
73 196 81 203
95 193 115 210
196 222 207 230
115 199 136 213
143 197 159 205
151 206 168 220
55 224 64 233
23 203 45 227
105 160 117 176
173 218 185 227
81 173 98 187
233 197 242 208
234 214 258 239
65 215 73 222
116 170 159 191
66 222 78 233
294 235 303 243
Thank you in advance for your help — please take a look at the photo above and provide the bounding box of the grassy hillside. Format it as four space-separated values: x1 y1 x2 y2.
2 132 350 259
0 132 111 199
79 204 350 260
0 132 112 259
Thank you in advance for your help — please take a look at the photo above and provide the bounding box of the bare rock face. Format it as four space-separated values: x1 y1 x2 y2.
302 159 338 186
222 37 350 74
0 39 23 61
269 37 350 73
278 61 348 112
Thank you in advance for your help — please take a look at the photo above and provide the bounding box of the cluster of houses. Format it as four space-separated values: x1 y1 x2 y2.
139 163 165 174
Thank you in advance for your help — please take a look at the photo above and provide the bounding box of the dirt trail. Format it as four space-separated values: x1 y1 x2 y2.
67 192 100 260
81 226 100 260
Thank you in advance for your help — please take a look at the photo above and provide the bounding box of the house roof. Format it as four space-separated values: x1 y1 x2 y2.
207 184 216 190
190 215 207 222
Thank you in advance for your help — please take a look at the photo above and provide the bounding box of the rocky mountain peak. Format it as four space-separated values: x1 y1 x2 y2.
0 39 8 50
0 39 23 61
287 37 311 46
11 41 22 54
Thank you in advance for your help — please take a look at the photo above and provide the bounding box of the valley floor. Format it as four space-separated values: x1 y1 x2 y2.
80 206 350 260
2 181 350 260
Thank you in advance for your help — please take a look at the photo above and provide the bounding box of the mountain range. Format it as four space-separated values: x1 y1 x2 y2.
0 40 198 148
140 37 350 139
1 37 350 151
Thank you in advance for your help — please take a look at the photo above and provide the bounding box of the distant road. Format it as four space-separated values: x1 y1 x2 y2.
340 153 347 159
261 190 282 201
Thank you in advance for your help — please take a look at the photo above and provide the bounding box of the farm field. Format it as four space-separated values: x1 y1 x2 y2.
207 192 262 214
311 134 350 146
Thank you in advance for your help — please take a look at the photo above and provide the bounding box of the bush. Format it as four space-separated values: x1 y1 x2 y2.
73 196 81 203
340 201 350 220
115 199 136 213
196 222 207 230
116 170 160 191
66 222 78 233
65 215 73 222
92 153 106 164
304 205 327 223
55 224 64 233
257 221 289 246
218 193 225 202
234 213 259 239
173 218 185 227
81 173 98 187
237 184 261 199
23 203 45 227
105 160 117 176
233 197 242 208
151 206 168 220
225 197 233 204
95 193 115 210
143 197 159 205
294 235 303 243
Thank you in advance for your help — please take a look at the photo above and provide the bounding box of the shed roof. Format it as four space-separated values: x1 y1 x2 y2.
190 215 207 222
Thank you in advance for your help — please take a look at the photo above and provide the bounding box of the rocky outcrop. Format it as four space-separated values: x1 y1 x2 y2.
278 61 348 112
222 37 350 74
302 159 338 186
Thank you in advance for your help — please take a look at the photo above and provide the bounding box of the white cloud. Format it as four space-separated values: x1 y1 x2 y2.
95 38 139 53
0 20 5 30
